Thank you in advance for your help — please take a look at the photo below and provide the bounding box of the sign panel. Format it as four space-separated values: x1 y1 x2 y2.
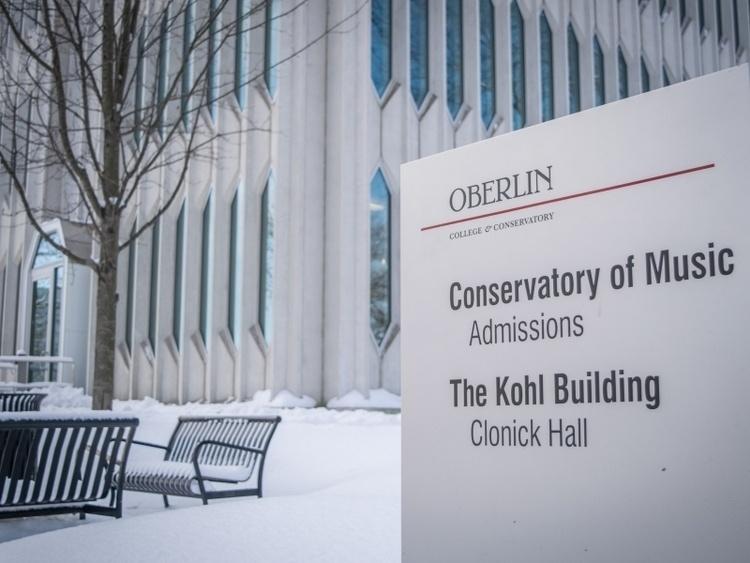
401 65 750 562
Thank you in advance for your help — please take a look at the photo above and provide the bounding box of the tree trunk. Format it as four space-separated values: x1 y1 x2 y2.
92 219 119 410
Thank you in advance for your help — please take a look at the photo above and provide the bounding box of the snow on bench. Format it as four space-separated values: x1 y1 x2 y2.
0 414 139 520
123 415 281 506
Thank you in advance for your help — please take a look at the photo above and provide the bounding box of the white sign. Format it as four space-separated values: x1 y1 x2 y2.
401 65 750 562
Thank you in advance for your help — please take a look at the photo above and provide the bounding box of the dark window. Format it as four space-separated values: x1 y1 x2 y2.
479 0 496 128
148 220 160 349
511 1 526 129
173 202 186 348
641 57 651 92
200 193 213 344
567 24 581 113
228 187 240 341
370 170 391 346
181 0 195 129
410 0 429 108
235 0 251 108
264 0 279 96
618 47 629 99
540 11 554 122
125 224 136 353
593 35 605 106
371 0 392 97
446 0 464 119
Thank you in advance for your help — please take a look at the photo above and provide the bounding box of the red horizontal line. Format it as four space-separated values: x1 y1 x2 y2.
420 163 716 232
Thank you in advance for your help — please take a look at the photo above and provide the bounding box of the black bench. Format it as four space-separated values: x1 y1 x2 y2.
123 415 281 506
0 393 46 412
0 414 139 519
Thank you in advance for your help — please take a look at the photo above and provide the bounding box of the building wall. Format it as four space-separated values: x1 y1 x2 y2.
0 0 748 403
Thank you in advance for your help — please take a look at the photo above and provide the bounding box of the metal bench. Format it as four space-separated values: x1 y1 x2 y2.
0 393 47 412
123 415 281 506
0 413 139 519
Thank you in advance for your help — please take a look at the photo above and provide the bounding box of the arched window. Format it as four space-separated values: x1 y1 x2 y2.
510 1 526 129
567 24 580 113
29 232 64 382
259 174 275 344
445 0 464 119
479 0 496 129
371 0 392 97
410 0 429 109
618 46 629 99
370 170 391 346
593 35 605 106
539 11 554 122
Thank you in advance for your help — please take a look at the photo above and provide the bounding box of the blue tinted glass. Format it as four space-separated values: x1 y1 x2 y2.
539 11 554 122
479 0 496 129
259 175 275 343
370 170 391 345
371 0 392 96
33 232 62 268
148 220 160 349
173 203 185 349
618 47 629 99
593 35 605 106
200 193 212 344
181 0 194 128
264 0 279 96
446 0 463 119
235 0 250 108
228 188 239 341
208 0 220 118
511 1 525 129
567 24 580 113
410 0 429 108
157 9 170 134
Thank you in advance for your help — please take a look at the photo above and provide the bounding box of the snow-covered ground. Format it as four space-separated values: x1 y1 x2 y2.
0 387 401 562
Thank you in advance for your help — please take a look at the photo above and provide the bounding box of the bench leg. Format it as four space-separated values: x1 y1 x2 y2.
79 512 86 520
162 495 169 508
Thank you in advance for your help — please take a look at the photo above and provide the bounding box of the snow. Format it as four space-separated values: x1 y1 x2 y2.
326 388 401 410
0 394 401 562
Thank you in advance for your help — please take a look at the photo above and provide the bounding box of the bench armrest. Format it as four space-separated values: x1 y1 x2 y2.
131 439 169 451
191 440 265 484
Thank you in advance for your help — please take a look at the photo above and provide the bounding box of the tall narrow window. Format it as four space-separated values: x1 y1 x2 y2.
539 11 554 122
593 35 605 106
200 193 213 344
641 57 651 92
446 0 464 120
228 187 240 341
157 9 170 135
13 262 21 352
134 27 146 143
698 0 706 32
681 0 687 24
479 0 496 129
618 47 629 99
370 170 391 346
732 0 740 50
0 266 5 350
148 220 160 349
264 0 279 96
660 0 667 16
567 24 580 113
181 0 195 129
717 0 724 41
125 224 136 353
410 0 429 109
371 0 392 97
49 267 62 381
662 65 671 85
235 0 251 108
208 0 220 118
173 203 186 349
510 1 526 129
259 175 275 343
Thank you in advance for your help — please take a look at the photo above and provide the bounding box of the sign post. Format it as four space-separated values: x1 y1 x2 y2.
401 65 750 562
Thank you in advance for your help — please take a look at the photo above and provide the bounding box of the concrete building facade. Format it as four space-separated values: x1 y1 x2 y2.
0 0 748 404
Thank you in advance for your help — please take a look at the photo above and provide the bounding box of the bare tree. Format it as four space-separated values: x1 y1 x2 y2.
0 0 365 409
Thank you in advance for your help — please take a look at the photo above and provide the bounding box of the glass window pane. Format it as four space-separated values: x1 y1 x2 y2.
618 47 629 99
370 170 391 345
173 202 186 349
148 220 160 349
125 224 136 353
479 0 496 129
29 278 50 382
0 266 5 351
410 0 429 108
511 1 526 129
208 0 221 118
235 0 251 108
539 11 554 122
567 24 580 113
181 0 195 129
371 0 392 97
200 193 213 344
445 0 463 119
33 232 63 268
593 35 605 106
228 187 239 341
49 267 63 381
641 57 651 92
157 7 170 135
662 65 671 86
264 0 279 96
134 27 146 143
259 175 275 343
